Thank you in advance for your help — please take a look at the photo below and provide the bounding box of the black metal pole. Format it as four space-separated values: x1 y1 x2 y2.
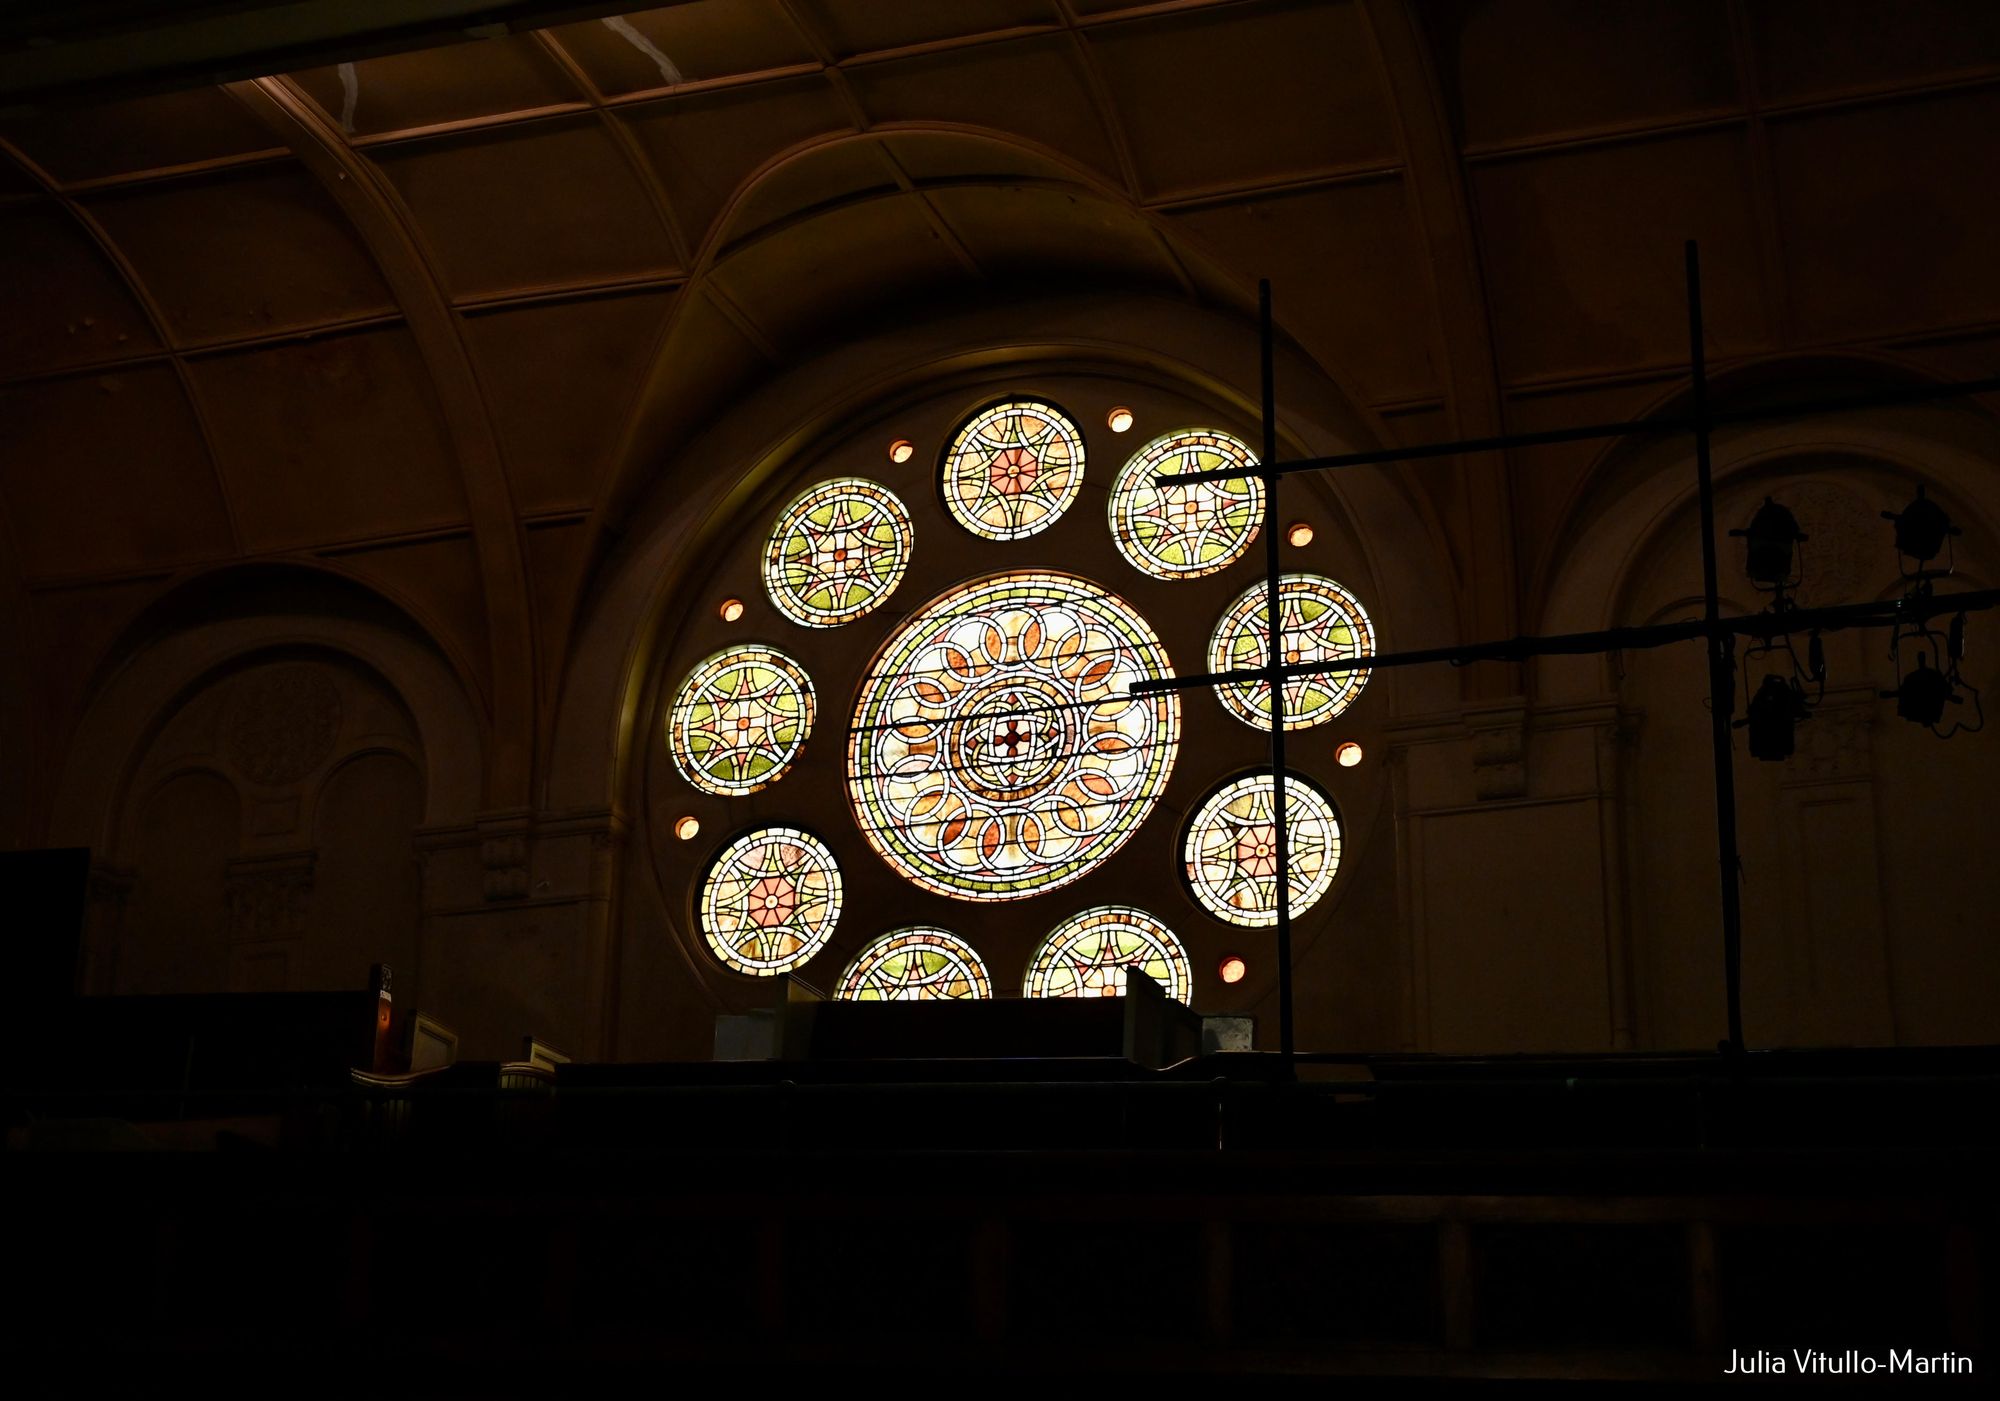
1257 280 1296 1072
1686 241 1746 1056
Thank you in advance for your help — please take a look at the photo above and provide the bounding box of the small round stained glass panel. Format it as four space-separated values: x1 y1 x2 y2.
667 645 815 796
1183 773 1341 928
847 570 1180 901
837 927 992 1001
1026 906 1191 1003
699 826 843 976
941 400 1085 541
1209 573 1374 730
763 477 912 627
1109 430 1265 580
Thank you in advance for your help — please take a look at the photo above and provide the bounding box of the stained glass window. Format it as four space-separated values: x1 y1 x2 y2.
1108 430 1264 580
1183 772 1341 927
1026 905 1191 1002
698 825 843 975
1208 573 1374 730
763 477 912 627
847 570 1180 901
836 927 992 1000
940 400 1085 541
668 645 815 796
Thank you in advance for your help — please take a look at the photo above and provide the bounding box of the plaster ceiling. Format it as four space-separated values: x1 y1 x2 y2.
3 0 1999 750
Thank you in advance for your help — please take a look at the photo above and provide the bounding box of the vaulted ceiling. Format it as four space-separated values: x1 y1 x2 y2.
4 0 1999 808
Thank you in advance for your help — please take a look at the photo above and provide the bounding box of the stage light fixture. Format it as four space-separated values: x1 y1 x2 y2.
1888 654 1954 728
1730 496 1807 589
1883 485 1958 565
1742 674 1808 761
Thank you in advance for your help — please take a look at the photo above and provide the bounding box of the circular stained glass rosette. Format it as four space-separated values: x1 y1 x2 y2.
699 825 843 976
763 477 912 627
1208 573 1374 730
1026 905 1191 1003
1182 773 1342 928
1108 430 1265 580
940 400 1085 541
836 927 992 1001
847 570 1181 901
667 645 815 796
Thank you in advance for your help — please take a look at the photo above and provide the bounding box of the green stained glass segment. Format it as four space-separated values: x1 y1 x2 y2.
846 569 1180 901
1108 429 1264 580
1026 905 1191 1002
940 400 1085 541
763 477 913 627
668 644 815 796
699 825 843 976
1208 573 1374 730
836 927 992 1000
1183 772 1341 928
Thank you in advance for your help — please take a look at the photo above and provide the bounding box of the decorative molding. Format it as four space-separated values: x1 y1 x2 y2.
224 850 315 944
1466 699 1528 801
222 662 341 786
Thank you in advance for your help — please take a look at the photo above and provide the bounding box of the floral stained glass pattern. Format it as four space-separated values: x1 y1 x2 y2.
763 478 912 627
837 927 992 1000
1108 430 1265 580
1183 773 1341 928
941 400 1085 541
847 570 1181 901
699 826 843 975
1026 905 1191 1002
1208 574 1374 730
668 645 815 796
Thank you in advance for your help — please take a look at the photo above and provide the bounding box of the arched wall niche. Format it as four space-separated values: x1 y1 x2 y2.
554 291 1459 1058
1532 374 2000 1052
49 566 480 1006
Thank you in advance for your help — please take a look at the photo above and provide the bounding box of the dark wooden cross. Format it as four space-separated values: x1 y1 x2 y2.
1133 243 2000 1068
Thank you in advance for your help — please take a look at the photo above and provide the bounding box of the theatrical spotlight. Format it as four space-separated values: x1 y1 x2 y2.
1731 496 1808 591
1888 654 1954 728
1883 484 1960 571
1740 673 1810 761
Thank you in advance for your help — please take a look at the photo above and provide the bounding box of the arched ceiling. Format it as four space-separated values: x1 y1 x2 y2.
4 0 2000 810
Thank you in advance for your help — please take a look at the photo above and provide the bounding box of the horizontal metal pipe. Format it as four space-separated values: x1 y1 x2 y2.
1155 373 2000 484
1130 586 2000 694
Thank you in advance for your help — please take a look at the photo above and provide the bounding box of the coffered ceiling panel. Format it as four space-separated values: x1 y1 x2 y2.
1769 86 2000 342
841 35 1121 183
0 367 233 577
83 164 397 343
1421 0 1737 151
0 86 282 186
372 115 679 297
547 1 817 95
1749 0 2000 102
795 0 1057 58
0 201 161 378
620 74 851 254
462 289 676 515
190 329 466 551
1468 129 1770 384
1086 0 1398 200
289 33 584 138
1167 178 1438 406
